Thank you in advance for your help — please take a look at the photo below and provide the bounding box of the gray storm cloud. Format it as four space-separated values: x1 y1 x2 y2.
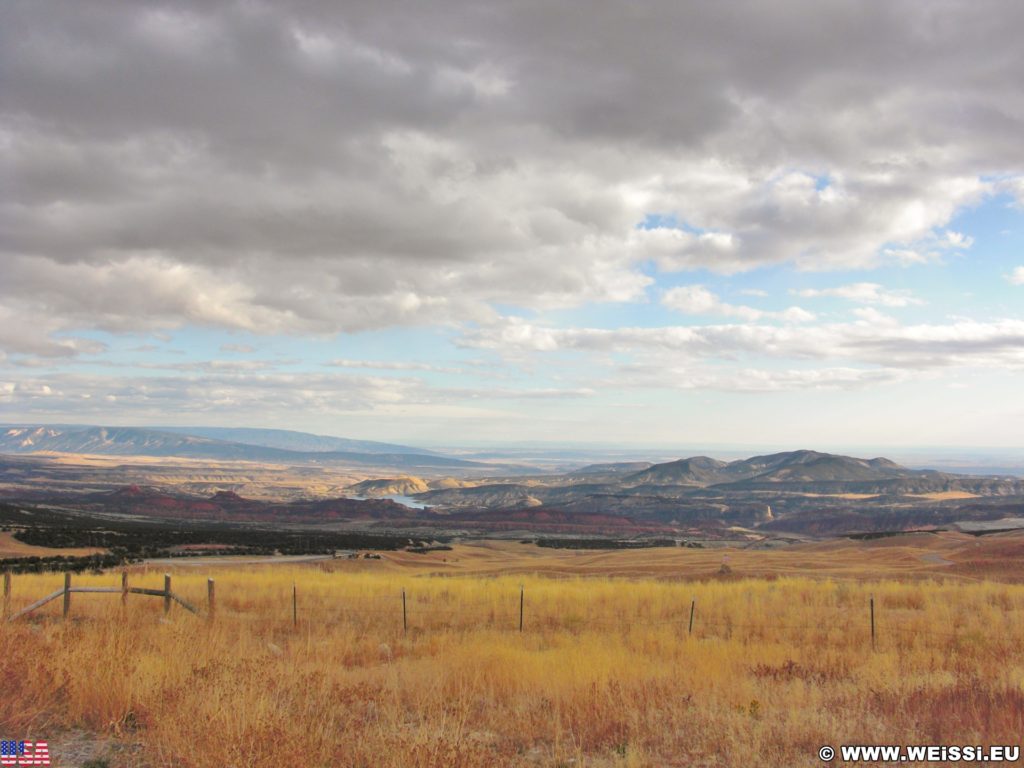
2 0 1023 353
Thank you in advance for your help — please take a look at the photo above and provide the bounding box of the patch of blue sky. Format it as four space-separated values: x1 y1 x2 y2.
937 192 1024 312
792 193 1024 321
56 324 479 381
813 174 832 191
636 212 681 230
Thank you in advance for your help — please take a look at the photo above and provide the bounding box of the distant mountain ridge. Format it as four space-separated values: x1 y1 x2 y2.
623 450 938 487
567 461 654 476
155 426 432 455
0 425 480 470
408 449 1024 523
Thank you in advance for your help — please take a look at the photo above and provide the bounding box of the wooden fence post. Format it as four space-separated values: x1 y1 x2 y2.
292 582 297 628
870 594 876 651
164 574 171 615
402 588 407 635
207 578 215 620
121 571 128 607
688 597 696 635
2 571 10 619
63 572 71 619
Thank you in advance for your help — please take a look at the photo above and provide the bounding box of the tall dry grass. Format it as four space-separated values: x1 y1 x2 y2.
3 567 1024 767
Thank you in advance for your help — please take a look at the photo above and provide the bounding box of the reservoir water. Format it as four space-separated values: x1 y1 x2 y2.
351 494 430 509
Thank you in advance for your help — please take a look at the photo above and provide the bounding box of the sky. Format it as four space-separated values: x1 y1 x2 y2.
1 0 1023 450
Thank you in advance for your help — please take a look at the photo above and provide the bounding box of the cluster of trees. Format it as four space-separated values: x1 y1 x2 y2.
405 545 454 554
0 502 437 573
0 552 130 574
13 524 423 557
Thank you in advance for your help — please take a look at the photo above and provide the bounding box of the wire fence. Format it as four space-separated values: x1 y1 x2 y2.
3 570 1021 658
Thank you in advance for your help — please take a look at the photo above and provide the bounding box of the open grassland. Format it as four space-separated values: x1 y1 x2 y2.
86 530 1024 582
4 550 1024 767
341 531 1024 583
0 531 103 559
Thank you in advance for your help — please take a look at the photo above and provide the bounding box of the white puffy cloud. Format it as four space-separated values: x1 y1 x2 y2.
1007 267 1024 286
662 285 755 320
662 285 814 323
0 370 597 421
794 282 923 307
459 316 1024 371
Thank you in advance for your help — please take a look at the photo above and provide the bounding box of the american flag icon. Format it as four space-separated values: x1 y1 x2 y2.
0 741 50 767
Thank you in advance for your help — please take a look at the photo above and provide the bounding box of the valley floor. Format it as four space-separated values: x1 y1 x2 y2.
326 530 1024 583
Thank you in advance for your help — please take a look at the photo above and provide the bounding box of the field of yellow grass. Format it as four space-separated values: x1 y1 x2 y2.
330 533 1024 583
0 531 104 559
4 551 1024 767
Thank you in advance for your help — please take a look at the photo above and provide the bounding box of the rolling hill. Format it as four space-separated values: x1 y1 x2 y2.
623 456 731 486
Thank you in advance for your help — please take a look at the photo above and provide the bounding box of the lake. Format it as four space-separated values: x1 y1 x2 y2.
351 494 431 509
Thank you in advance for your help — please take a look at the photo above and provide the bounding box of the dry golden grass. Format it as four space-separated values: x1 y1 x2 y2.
325 532 1024 583
0 531 103 558
4 556 1024 767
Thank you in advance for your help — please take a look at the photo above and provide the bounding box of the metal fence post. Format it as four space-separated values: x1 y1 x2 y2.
870 594 876 651
519 584 524 632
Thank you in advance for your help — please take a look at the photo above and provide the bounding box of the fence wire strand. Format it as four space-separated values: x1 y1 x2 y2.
6 576 1024 656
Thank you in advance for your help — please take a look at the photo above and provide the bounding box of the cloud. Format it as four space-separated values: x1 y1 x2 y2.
219 343 256 353
662 285 813 323
0 370 598 420
2 0 1023 351
136 359 282 373
327 358 463 373
794 282 923 307
0 306 108 358
1007 267 1024 285
459 315 1024 371
613 363 907 392
940 230 974 249
662 285 760 320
